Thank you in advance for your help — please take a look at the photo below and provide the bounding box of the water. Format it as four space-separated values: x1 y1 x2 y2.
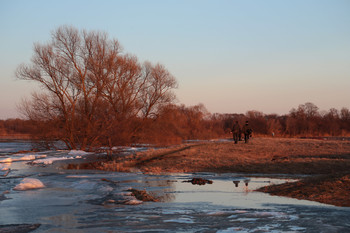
0 139 34 155
1 140 350 232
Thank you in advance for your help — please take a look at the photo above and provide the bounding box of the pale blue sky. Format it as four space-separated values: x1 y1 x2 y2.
1 0 349 119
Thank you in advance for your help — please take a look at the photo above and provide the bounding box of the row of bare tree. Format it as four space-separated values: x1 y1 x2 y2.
221 102 350 137
0 118 36 136
2 102 350 147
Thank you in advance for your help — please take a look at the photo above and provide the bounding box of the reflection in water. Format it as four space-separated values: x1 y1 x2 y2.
233 180 240 187
141 175 177 202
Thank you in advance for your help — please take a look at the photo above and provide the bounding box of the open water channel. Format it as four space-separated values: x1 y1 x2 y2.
0 140 350 232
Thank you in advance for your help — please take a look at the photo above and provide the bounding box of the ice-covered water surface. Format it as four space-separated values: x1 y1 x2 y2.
0 139 33 155
0 141 350 232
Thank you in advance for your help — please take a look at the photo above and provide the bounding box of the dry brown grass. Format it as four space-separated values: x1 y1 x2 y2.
115 137 350 174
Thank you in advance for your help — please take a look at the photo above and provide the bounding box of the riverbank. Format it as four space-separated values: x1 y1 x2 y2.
86 137 350 207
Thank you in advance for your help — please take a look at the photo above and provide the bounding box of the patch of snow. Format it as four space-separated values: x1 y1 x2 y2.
17 155 36 161
32 157 73 165
231 210 248 214
36 154 47 159
164 217 194 224
231 217 257 222
289 215 299 221
0 164 10 171
111 146 149 153
68 150 91 156
0 158 12 163
0 154 48 163
207 211 231 216
124 199 143 205
290 226 307 231
13 178 45 191
121 191 133 196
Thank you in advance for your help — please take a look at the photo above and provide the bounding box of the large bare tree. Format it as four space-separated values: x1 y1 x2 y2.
16 25 177 150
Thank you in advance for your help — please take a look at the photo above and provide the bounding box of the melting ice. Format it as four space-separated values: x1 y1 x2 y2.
0 140 350 232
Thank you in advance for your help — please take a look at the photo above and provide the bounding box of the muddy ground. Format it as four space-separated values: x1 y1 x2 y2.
70 137 350 207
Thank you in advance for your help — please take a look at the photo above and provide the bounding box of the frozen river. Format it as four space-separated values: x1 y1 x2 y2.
1 140 350 232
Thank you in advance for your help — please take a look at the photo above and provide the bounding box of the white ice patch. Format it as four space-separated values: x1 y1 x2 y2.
32 157 74 165
207 211 231 216
289 214 299 221
32 150 87 164
13 178 45 191
231 217 257 222
231 210 248 214
111 146 148 153
124 199 143 205
164 217 194 224
121 191 133 196
17 155 36 161
290 226 307 231
0 158 12 163
0 163 10 171
0 154 48 163
68 150 91 156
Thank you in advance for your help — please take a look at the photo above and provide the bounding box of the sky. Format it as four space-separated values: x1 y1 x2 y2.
1 0 349 119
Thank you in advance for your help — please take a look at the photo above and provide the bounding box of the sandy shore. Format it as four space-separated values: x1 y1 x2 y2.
73 137 350 207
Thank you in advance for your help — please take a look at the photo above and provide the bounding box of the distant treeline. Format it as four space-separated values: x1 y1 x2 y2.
0 118 36 137
220 102 350 137
2 102 350 145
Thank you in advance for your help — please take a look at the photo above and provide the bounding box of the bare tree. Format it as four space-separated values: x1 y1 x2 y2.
16 25 177 150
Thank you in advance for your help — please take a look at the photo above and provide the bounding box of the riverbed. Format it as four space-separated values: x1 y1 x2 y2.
1 140 350 232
